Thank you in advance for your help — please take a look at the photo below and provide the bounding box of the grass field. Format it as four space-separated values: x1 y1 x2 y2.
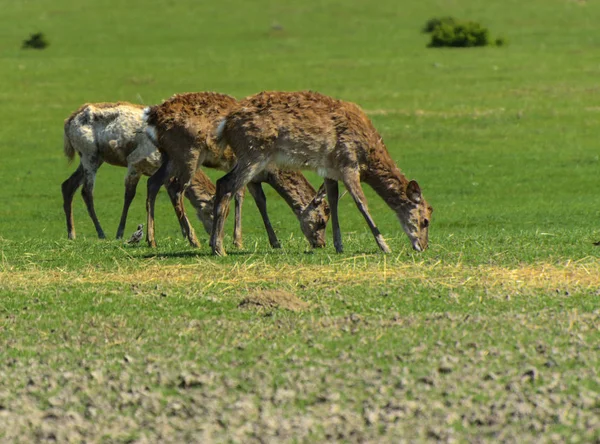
1 0 599 441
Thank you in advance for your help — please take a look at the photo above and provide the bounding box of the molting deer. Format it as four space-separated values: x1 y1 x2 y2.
62 102 216 240
143 92 330 249
212 90 432 256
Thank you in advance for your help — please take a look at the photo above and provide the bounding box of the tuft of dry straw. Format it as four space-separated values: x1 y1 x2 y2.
1 258 600 293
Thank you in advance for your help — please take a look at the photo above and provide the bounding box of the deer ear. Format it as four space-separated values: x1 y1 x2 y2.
304 183 327 211
406 180 422 203
313 182 327 204
303 183 328 212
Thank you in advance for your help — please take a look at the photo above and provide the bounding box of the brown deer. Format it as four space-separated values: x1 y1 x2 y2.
211 90 432 256
143 92 330 249
62 102 216 240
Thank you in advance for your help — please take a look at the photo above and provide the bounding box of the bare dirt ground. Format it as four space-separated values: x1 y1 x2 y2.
1 316 598 443
1 260 598 442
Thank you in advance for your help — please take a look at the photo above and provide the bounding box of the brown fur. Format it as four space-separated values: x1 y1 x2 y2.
213 90 432 254
145 93 238 176
144 92 330 250
184 173 217 235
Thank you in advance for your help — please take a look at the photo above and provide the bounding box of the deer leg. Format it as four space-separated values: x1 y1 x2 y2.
116 169 141 239
341 171 391 254
246 181 281 249
146 161 168 247
165 178 200 248
324 178 343 253
232 189 244 249
211 161 264 256
61 163 85 240
80 165 106 239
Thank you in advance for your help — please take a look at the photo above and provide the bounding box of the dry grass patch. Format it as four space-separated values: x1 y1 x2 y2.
1 257 600 294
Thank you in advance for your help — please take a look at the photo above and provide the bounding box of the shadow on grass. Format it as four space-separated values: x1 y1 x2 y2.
136 247 337 259
138 250 241 259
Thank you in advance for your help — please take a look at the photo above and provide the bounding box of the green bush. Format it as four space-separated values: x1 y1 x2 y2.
428 21 490 48
423 17 505 48
22 33 49 50
422 16 457 33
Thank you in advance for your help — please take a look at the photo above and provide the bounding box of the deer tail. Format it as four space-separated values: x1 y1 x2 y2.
63 123 76 163
143 106 160 147
63 104 89 163
214 117 228 152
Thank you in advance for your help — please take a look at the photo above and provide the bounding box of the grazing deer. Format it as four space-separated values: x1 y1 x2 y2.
212 90 432 256
143 92 330 249
61 102 216 240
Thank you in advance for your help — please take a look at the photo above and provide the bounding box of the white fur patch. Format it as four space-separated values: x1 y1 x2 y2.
142 106 151 122
274 152 302 169
215 118 227 141
317 167 329 178
145 125 159 146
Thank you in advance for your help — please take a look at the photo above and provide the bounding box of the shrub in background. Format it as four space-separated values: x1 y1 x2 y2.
429 21 489 47
422 16 457 33
423 17 504 48
22 33 49 50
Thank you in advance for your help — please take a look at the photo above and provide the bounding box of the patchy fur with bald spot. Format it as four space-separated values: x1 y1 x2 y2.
61 101 220 241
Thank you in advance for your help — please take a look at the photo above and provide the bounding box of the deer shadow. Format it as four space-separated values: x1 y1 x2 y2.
137 249 317 259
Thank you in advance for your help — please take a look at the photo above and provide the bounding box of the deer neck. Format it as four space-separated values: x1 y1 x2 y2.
264 172 312 217
362 153 410 214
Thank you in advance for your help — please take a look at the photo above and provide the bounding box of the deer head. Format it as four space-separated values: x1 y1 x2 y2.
397 180 432 252
298 183 330 248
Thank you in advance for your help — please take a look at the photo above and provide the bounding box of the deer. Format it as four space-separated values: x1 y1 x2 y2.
61 102 218 241
143 92 330 250
211 90 433 256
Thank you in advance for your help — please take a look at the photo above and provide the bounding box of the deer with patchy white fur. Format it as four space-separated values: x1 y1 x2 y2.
211 90 432 256
62 102 217 241
143 92 330 249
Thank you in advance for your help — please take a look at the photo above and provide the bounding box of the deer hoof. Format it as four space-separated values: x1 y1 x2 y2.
212 245 227 256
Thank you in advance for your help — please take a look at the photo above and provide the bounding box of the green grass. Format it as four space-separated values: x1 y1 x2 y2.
1 0 599 441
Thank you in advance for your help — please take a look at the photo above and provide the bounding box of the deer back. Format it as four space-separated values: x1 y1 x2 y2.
144 92 238 172
65 102 147 168
220 91 387 177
